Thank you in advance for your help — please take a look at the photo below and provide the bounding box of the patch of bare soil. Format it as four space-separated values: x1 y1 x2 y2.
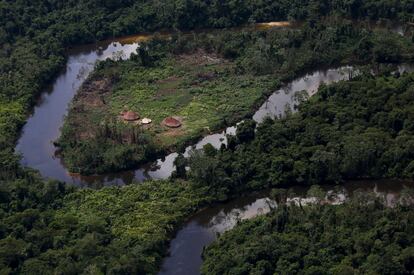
161 128 186 138
176 49 226 66
76 79 112 107
155 89 179 98
69 77 114 140
156 76 181 84
190 71 218 87
154 76 183 98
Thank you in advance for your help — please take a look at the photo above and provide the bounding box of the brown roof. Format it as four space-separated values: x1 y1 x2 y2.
123 111 140 121
162 117 181 128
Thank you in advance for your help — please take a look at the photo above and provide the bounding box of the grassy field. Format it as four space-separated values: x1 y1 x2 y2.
109 51 274 146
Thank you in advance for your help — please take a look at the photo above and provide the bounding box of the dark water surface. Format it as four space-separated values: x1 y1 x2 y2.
15 40 144 185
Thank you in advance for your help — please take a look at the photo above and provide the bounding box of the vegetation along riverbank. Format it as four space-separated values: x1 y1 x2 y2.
202 190 414 274
0 175 214 274
179 72 414 199
57 20 414 175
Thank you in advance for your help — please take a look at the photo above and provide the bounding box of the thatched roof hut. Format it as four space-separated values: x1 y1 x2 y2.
162 117 181 128
122 111 140 121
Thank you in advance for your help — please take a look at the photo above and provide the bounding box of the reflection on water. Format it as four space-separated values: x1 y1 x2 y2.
207 198 276 233
159 180 414 275
253 66 354 123
15 40 143 186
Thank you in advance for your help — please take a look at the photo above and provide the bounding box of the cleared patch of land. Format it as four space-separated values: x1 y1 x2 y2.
57 48 275 174
107 50 272 146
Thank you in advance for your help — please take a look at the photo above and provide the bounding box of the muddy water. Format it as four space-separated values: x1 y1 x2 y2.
15 22 414 186
159 180 414 275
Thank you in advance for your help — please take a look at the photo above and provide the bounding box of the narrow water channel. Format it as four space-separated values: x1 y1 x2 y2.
158 180 414 275
15 39 144 185
15 22 414 187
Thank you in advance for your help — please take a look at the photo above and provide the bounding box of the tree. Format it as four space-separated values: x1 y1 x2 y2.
173 153 188 179
236 119 256 143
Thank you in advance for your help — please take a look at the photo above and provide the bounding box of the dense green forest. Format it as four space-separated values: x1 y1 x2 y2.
57 21 414 175
2 1 414 274
202 192 414 274
0 176 214 274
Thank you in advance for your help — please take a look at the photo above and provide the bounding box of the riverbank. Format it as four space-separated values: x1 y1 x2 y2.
57 179 212 275
55 21 414 177
53 66 355 186
160 179 414 275
201 188 414 274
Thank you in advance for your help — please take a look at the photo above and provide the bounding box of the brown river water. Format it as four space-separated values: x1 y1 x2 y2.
13 21 414 274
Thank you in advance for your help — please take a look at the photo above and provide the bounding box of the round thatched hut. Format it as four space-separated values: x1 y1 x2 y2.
162 117 181 128
122 111 140 121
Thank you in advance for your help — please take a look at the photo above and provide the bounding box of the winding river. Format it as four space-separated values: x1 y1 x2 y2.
13 21 414 274
15 21 414 187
